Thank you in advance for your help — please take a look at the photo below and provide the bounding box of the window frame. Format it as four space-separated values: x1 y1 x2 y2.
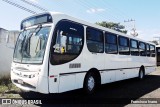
146 43 150 57
105 32 118 54
86 27 104 53
139 42 147 56
118 36 130 55
150 44 156 57
130 39 139 56
50 19 84 65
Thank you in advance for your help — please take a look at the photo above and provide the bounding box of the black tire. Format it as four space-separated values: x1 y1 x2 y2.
83 72 97 94
138 68 145 80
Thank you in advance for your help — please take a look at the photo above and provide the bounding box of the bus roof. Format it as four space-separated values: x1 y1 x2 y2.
22 11 155 46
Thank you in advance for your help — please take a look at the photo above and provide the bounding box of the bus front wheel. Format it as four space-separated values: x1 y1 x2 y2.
83 72 97 94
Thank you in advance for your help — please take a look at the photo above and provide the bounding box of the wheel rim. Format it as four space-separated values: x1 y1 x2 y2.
87 76 95 91
140 71 143 79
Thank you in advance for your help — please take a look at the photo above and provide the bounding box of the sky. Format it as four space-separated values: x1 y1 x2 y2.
0 0 160 41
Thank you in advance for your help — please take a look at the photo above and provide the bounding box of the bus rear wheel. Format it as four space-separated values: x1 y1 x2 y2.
84 72 97 94
139 68 145 79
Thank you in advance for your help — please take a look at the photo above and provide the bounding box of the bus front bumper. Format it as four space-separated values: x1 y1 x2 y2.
11 69 49 94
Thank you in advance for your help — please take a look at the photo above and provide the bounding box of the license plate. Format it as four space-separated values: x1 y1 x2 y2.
17 79 23 84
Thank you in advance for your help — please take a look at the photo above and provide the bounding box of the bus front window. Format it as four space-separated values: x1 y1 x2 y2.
50 20 84 65
14 26 51 64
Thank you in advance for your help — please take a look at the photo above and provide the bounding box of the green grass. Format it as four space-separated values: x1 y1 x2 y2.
0 75 21 98
0 75 12 93
0 75 11 85
0 85 8 93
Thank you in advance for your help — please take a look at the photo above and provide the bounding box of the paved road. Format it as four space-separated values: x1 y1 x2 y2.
16 67 160 107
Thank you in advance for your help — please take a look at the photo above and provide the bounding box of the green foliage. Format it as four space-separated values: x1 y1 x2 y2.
95 21 127 34
0 75 12 90
0 76 21 98
0 85 8 94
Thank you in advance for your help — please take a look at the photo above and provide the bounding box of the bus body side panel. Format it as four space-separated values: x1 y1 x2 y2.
145 57 156 74
101 70 116 84
103 54 130 83
58 73 86 93
59 74 76 92
49 25 87 93
49 52 86 93
37 75 49 93
115 55 129 81
128 56 144 78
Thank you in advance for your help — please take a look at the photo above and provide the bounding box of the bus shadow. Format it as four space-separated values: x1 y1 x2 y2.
20 75 160 107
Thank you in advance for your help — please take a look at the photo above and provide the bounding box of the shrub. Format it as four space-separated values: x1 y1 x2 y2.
0 75 12 90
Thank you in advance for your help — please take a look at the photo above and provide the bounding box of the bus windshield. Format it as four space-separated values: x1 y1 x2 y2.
13 26 51 64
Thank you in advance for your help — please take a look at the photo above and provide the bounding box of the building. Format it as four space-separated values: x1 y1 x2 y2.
0 28 19 77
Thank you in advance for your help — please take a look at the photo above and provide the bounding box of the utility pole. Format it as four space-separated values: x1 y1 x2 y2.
124 19 138 37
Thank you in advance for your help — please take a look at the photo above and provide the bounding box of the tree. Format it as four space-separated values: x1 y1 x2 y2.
95 21 127 34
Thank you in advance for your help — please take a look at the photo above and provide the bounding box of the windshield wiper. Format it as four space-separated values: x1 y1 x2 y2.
28 24 42 39
21 24 42 61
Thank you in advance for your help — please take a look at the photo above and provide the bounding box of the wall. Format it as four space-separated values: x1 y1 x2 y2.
0 28 19 77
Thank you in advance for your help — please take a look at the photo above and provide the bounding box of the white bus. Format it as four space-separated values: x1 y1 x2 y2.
11 12 156 94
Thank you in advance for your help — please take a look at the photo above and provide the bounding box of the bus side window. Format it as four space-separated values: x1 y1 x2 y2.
118 36 130 55
130 39 139 56
146 44 150 57
150 45 155 57
105 32 118 54
139 42 146 56
86 27 104 53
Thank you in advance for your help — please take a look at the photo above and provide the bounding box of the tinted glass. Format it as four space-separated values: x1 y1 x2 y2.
130 39 139 56
50 20 84 65
119 36 130 55
146 44 150 57
119 36 129 47
139 42 146 56
86 27 104 53
150 45 155 57
87 28 103 42
139 42 146 50
105 33 117 44
105 33 117 54
14 27 51 64
21 14 52 30
131 40 138 48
